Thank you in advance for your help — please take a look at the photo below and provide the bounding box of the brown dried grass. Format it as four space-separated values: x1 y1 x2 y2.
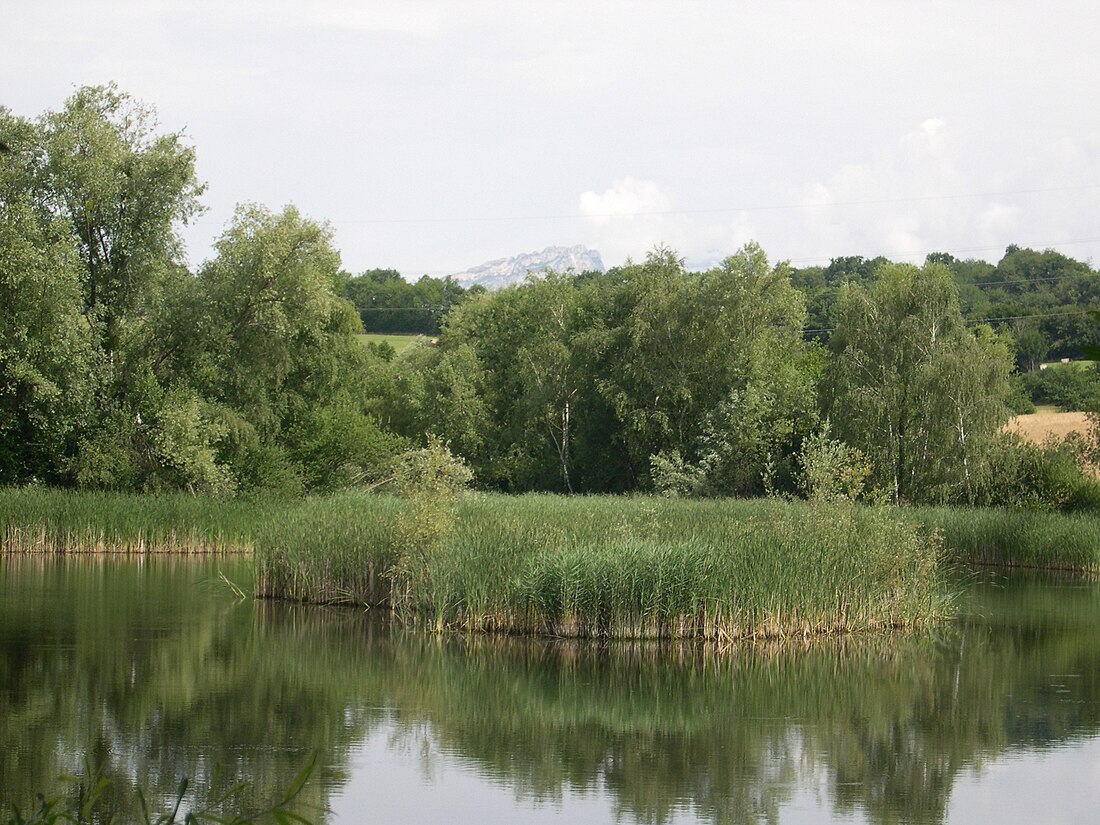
1004 410 1091 445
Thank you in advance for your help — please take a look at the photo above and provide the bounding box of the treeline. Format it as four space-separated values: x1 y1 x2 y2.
791 248 1100 368
338 268 476 335
342 246 1100 373
3 86 1100 507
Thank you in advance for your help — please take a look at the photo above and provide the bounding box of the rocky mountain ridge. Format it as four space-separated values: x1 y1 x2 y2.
451 245 604 290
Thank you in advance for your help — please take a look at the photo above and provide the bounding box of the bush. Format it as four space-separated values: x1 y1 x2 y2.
797 423 872 503
1005 374 1036 415
1020 363 1100 410
976 433 1100 512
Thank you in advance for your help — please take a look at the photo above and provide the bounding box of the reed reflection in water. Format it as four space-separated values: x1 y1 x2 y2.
2 560 1099 824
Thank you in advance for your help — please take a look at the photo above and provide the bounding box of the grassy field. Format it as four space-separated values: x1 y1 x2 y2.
1005 410 1091 445
357 333 426 353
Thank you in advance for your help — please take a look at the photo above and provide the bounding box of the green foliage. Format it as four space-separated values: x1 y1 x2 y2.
257 493 951 638
649 449 706 497
173 204 404 492
792 247 1100 363
430 243 818 495
440 270 589 491
797 422 873 503
35 84 204 341
0 163 96 483
338 268 470 334
389 439 474 617
1019 362 1100 410
1004 374 1036 414
1013 325 1048 372
973 433 1100 512
10 82 1100 506
390 436 474 499
826 262 1013 503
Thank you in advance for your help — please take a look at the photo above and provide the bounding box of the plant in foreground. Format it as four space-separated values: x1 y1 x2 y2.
5 756 317 825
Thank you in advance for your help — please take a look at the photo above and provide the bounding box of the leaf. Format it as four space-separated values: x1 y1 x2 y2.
277 753 317 804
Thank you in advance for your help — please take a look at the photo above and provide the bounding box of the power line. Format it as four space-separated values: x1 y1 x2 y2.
192 183 1100 228
803 309 1094 336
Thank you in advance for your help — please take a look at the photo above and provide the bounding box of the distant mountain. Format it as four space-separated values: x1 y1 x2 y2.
451 245 604 290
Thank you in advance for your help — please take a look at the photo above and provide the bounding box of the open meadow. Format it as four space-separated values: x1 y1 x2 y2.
1005 409 1091 444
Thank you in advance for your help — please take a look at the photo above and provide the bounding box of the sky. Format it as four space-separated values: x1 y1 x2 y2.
4 0 1099 277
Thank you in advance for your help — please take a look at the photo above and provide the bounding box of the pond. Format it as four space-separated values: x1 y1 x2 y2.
1 557 1098 824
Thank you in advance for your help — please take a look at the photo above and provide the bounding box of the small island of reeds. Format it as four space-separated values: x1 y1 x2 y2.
10 484 1100 641
252 492 952 640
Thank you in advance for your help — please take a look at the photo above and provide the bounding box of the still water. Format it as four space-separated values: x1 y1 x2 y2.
2 557 1099 824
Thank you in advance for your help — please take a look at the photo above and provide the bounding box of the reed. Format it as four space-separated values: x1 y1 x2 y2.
914 505 1100 571
255 493 952 639
253 492 401 604
0 487 262 555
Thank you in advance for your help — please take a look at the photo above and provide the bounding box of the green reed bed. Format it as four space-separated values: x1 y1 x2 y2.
255 493 952 639
254 492 402 604
0 487 264 555
915 505 1100 571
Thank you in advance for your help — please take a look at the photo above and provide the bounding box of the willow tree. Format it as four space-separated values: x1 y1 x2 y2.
0 110 96 483
1 87 209 489
177 204 403 492
825 261 1013 503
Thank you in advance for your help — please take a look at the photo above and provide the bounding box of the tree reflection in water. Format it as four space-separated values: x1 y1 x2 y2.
2 561 1098 825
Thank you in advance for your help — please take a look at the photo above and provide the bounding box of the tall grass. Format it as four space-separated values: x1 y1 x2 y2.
256 494 951 639
253 492 401 604
0 487 263 555
915 505 1100 571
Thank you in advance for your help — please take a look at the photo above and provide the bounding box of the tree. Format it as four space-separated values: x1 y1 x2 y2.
35 84 204 353
826 262 1013 503
3 86 215 491
441 271 586 491
1014 326 1048 372
177 204 403 492
0 109 96 483
599 243 817 494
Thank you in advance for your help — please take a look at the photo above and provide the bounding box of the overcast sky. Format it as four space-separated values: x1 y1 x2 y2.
4 1 1099 276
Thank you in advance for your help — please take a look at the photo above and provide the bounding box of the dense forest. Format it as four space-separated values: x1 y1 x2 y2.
3 86 1100 507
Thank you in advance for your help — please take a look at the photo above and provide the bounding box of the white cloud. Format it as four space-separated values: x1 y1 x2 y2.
797 120 968 261
578 177 757 268
791 120 1100 265
578 177 673 222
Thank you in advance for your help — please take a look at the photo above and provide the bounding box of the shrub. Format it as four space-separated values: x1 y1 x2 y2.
1020 363 1100 410
975 432 1100 512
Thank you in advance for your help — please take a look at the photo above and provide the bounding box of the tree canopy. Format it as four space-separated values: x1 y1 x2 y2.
3 84 1094 507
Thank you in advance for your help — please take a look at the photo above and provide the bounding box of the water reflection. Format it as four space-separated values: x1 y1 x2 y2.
2 560 1099 824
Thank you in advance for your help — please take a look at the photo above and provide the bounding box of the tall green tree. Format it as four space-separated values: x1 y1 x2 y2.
442 271 586 491
2 88 208 490
0 110 96 483
599 244 816 493
35 84 204 354
826 262 1013 503
177 204 403 492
